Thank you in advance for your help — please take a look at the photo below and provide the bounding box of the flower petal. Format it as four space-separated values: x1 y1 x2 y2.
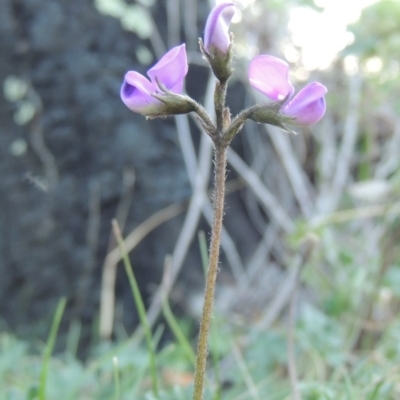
147 44 188 93
281 82 327 126
249 55 295 101
204 3 235 55
120 71 163 114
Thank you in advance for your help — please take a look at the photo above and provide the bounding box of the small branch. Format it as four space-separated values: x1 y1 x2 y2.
267 125 315 218
325 75 362 213
257 234 319 330
183 0 197 50
166 0 180 47
192 101 217 139
29 86 59 190
227 148 295 233
223 106 255 146
232 343 261 400
99 169 135 340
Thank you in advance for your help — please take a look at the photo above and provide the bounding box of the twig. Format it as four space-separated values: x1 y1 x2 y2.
183 0 197 50
227 148 295 233
29 86 59 190
104 201 187 285
257 235 319 330
375 119 400 179
267 125 314 218
324 74 362 213
232 343 261 400
99 169 135 339
166 0 180 47
310 200 400 228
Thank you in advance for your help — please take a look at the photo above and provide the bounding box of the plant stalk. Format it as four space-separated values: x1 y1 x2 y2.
192 144 227 400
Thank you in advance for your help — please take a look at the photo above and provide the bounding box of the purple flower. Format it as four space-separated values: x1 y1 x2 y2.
121 44 188 115
204 2 235 56
249 55 327 126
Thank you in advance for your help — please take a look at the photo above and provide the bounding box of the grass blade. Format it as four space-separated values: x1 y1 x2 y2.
113 356 121 400
38 297 67 400
112 219 159 398
162 298 196 366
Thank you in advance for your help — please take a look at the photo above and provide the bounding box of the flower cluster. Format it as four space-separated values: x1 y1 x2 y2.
121 2 327 129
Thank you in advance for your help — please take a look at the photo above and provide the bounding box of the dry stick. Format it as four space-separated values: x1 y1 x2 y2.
314 115 338 213
99 169 136 339
310 201 400 229
166 0 180 47
29 86 59 190
183 0 198 50
267 126 314 218
375 119 400 179
258 235 319 330
101 178 246 343
286 236 319 400
232 343 261 400
144 5 166 59
213 235 319 388
193 145 227 400
323 75 362 214
104 201 187 282
227 148 295 233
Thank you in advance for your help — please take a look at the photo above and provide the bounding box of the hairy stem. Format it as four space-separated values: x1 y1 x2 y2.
192 144 227 400
215 81 228 135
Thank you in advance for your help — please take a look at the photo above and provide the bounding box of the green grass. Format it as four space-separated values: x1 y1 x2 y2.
2 223 400 399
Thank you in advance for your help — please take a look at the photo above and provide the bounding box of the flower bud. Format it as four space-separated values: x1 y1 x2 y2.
204 3 235 57
200 3 235 82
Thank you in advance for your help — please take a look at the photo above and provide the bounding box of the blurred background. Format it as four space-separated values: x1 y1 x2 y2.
2 0 400 397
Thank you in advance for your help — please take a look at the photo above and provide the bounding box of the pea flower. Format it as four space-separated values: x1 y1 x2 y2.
121 44 190 117
204 2 235 57
249 55 327 126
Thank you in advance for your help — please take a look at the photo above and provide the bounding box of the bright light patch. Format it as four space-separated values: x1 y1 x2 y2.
283 44 300 64
364 56 383 74
344 55 359 75
288 0 379 70
293 67 310 82
233 0 256 7
232 8 242 24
